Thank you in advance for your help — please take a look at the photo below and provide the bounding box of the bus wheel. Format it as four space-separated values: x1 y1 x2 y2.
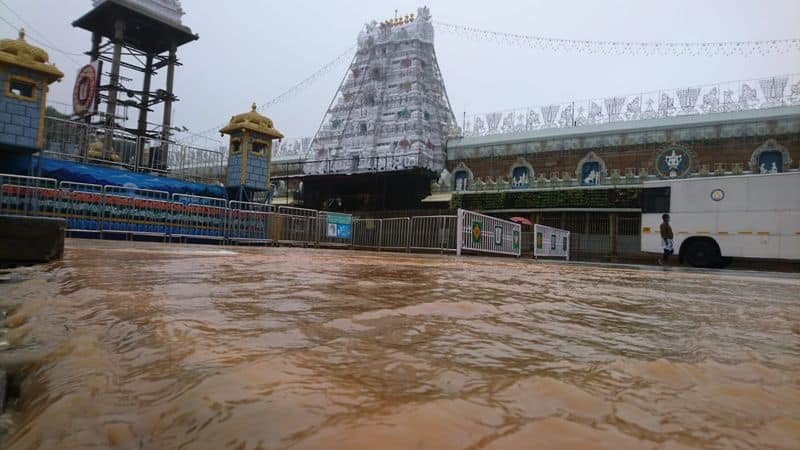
683 238 721 268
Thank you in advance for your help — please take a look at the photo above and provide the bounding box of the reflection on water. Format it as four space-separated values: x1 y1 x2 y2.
0 239 798 449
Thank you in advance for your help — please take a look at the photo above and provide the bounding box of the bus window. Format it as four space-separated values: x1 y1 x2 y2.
641 187 670 213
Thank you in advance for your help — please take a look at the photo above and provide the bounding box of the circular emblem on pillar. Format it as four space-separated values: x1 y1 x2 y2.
73 63 98 116
654 145 694 179
710 189 725 201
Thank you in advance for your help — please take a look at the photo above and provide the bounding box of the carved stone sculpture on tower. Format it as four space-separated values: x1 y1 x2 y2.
305 7 458 176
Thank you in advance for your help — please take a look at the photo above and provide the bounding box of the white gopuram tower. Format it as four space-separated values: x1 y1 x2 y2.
305 7 458 176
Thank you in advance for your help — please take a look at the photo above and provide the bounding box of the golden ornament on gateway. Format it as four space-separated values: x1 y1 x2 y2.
219 102 283 139
0 29 63 82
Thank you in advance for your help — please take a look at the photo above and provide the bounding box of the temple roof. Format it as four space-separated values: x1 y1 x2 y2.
220 103 284 139
0 29 63 83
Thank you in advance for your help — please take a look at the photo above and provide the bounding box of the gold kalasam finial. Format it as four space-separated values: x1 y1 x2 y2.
251 102 257 111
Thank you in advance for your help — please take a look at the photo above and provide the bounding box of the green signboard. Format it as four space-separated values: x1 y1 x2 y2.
471 220 482 243
326 213 352 225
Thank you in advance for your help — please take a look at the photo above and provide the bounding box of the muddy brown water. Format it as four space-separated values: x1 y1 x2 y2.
0 239 798 449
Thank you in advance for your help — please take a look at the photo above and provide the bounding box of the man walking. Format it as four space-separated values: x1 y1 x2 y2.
658 214 674 265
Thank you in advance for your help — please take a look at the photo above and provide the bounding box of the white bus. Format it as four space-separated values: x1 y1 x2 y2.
640 172 800 267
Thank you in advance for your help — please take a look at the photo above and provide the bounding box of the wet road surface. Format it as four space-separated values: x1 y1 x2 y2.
0 239 798 449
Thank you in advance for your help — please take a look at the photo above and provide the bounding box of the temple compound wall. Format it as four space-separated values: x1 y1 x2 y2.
443 107 799 195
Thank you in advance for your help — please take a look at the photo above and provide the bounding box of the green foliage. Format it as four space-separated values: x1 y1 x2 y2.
451 188 642 211
45 105 69 119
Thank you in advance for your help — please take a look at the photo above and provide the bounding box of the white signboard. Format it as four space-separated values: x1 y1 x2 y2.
456 209 521 257
533 224 570 260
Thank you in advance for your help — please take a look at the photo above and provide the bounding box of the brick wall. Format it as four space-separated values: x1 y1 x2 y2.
0 67 43 150
448 134 800 180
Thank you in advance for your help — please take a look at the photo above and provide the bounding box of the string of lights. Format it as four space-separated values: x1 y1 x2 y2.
180 45 356 144
433 21 800 57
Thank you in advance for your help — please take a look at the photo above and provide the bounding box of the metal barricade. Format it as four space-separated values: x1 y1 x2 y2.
129 197 172 237
267 213 288 243
102 185 169 201
585 212 611 256
381 217 411 251
268 212 314 245
352 218 381 249
59 181 104 234
409 215 457 253
456 209 521 257
170 194 228 241
101 186 171 238
138 136 172 174
227 201 273 244
0 184 61 217
170 144 225 185
0 174 58 189
42 117 90 162
0 174 61 217
616 214 642 256
274 206 318 244
277 206 317 218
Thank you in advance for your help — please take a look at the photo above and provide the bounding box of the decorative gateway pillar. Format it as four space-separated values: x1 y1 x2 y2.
0 28 63 173
220 103 284 202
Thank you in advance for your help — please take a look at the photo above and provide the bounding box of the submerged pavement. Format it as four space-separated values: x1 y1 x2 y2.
0 239 797 449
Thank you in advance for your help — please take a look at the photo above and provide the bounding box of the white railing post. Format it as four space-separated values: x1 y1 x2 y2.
405 216 412 252
566 231 571 261
456 208 463 256
378 218 383 251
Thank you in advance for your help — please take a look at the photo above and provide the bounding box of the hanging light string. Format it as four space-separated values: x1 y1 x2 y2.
180 45 356 144
433 21 800 57
256 45 356 112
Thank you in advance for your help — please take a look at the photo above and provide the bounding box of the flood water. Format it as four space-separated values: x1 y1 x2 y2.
0 239 798 449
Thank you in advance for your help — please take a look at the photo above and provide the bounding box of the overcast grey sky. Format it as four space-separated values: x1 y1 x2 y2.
3 0 799 145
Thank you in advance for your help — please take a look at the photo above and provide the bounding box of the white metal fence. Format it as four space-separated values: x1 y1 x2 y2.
226 201 273 243
456 209 521 257
0 174 519 257
410 215 457 253
533 224 571 260
382 217 413 251
350 216 453 253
